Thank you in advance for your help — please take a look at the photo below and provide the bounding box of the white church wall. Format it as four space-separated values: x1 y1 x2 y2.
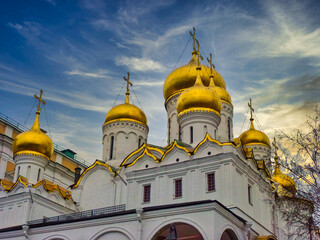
79 168 116 211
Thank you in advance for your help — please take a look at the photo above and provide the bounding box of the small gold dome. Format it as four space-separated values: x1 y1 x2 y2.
240 119 270 147
163 51 226 101
13 112 53 159
176 67 222 115
104 95 147 126
273 156 297 197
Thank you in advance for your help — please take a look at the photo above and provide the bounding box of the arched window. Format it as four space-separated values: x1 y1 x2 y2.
152 222 204 240
109 136 114 160
204 125 207 135
228 119 232 141
179 124 182 141
37 168 41 182
190 126 193 144
220 229 239 240
138 138 142 148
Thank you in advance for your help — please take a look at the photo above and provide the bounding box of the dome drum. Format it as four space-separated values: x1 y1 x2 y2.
178 109 221 146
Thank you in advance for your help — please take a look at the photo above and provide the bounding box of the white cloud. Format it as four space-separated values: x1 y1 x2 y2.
115 56 166 72
134 80 163 86
65 70 111 78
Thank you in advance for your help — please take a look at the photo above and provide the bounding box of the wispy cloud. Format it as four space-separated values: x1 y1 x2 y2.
115 56 166 72
134 80 163 86
65 70 111 78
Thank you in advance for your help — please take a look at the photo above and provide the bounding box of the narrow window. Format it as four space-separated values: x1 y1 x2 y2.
174 179 182 198
228 119 231 141
143 185 151 203
190 126 193 144
214 129 217 139
248 185 252 205
207 173 215 191
109 136 114 160
168 119 171 142
17 166 20 177
204 125 207 135
179 124 182 141
37 168 41 182
138 138 142 148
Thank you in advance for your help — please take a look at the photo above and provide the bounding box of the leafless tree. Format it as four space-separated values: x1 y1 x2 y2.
276 106 320 239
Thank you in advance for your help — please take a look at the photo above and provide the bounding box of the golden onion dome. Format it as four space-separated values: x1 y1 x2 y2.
214 87 232 104
163 51 226 101
240 118 270 147
176 66 222 115
207 74 232 104
12 111 53 159
104 93 147 126
272 156 297 196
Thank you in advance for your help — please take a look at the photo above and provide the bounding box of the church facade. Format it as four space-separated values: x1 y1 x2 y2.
0 31 308 240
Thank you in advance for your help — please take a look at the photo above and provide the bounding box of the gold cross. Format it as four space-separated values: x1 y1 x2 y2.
195 39 203 65
189 27 197 52
123 72 133 93
34 89 46 112
248 98 254 119
272 137 279 157
207 53 216 74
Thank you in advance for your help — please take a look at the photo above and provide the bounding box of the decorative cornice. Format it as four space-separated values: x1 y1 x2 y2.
14 150 50 160
193 133 238 154
72 160 114 189
178 107 220 118
103 118 148 129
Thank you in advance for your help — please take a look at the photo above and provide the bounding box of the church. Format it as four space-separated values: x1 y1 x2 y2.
0 29 306 240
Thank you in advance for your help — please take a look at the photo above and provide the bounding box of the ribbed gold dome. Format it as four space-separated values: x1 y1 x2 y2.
176 67 222 115
12 112 53 159
163 51 226 101
240 119 270 147
273 156 297 196
104 96 147 126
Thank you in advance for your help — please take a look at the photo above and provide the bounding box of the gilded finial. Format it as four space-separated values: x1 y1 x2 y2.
207 53 216 75
123 72 133 104
189 27 197 52
248 98 254 120
248 98 255 130
195 39 203 67
189 27 203 66
34 89 46 114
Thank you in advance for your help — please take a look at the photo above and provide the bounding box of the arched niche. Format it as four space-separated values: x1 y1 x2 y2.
220 229 239 240
151 222 204 240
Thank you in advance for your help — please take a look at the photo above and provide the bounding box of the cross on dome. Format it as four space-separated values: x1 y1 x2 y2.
207 53 216 75
248 98 254 120
123 72 133 103
189 27 197 52
189 27 203 66
34 89 46 114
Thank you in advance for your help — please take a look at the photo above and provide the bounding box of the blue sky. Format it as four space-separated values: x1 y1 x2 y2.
1 0 320 163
